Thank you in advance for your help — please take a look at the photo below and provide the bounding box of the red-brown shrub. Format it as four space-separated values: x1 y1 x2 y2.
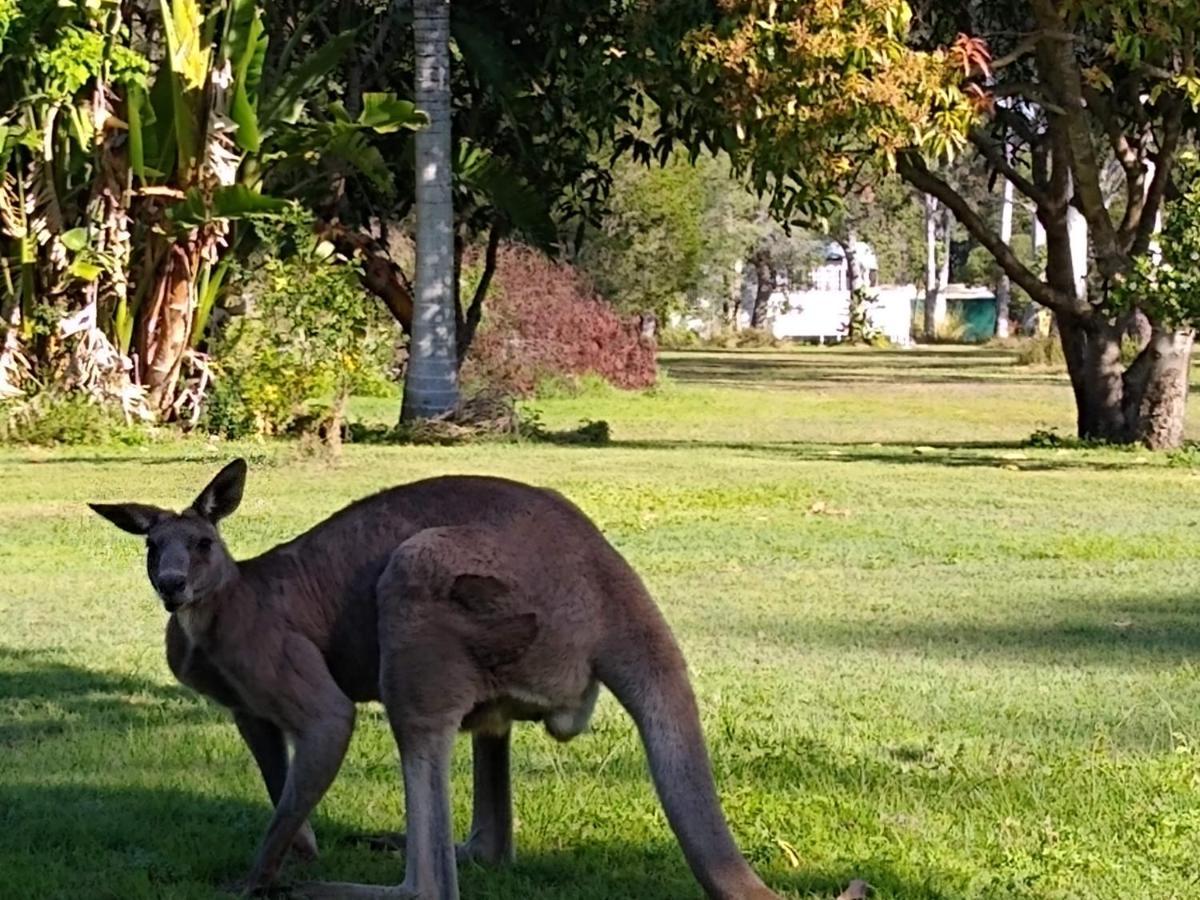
463 244 657 395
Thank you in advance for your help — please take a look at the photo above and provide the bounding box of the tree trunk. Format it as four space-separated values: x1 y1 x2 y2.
995 175 1013 338
936 203 951 335
455 222 502 363
1056 312 1126 441
401 0 459 421
138 239 200 414
842 232 865 342
923 194 939 339
750 251 773 329
1122 308 1152 353
1122 328 1194 450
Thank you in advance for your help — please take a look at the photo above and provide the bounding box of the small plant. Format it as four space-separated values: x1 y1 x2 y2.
935 307 969 342
204 216 397 442
1016 335 1066 367
532 373 617 401
656 327 703 350
463 245 656 396
0 393 148 446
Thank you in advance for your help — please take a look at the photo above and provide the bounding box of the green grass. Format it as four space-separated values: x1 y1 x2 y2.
4 345 1200 899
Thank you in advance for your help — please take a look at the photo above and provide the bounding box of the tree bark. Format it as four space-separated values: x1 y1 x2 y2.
841 232 866 342
455 222 502 363
138 239 201 414
401 0 459 421
1057 312 1125 441
750 251 773 329
1122 328 1194 450
996 174 1014 338
923 194 939 339
936 203 951 335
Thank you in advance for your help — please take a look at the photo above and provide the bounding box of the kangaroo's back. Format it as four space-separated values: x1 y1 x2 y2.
244 476 598 700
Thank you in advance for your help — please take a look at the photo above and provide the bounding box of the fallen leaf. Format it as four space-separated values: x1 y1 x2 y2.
775 837 803 868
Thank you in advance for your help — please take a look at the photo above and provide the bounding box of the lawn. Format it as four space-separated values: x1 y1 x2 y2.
3 344 1200 899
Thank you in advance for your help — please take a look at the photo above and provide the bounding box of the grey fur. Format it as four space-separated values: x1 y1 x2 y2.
90 462 780 899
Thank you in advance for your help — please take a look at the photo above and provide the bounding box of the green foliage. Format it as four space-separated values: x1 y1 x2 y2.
1114 153 1200 328
1015 335 1066 368
204 215 395 438
578 152 711 320
0 393 147 446
656 326 704 351
532 373 618 402
686 1 984 222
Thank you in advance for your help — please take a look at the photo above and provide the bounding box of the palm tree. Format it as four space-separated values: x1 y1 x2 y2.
401 0 459 420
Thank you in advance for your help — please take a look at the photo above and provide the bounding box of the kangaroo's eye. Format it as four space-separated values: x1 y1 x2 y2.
196 537 214 553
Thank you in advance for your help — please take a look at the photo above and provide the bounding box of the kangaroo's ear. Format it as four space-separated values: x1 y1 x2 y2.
190 458 247 524
88 503 169 536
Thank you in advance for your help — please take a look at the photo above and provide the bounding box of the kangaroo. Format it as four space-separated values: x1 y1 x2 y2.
90 460 782 900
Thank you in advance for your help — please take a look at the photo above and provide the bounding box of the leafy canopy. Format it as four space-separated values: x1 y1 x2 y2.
686 0 986 222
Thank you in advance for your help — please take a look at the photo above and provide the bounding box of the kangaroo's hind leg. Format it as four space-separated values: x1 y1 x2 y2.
358 729 514 867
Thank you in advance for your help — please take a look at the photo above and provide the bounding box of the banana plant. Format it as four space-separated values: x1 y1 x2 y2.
119 0 423 415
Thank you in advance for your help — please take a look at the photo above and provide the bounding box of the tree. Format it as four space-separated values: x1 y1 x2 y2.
685 0 1200 448
996 171 1014 338
401 0 458 421
0 0 420 417
577 153 710 323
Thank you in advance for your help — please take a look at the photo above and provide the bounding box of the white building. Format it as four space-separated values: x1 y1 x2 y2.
750 241 916 346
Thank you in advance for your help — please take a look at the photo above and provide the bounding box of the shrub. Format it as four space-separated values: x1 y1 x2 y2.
463 245 656 396
532 373 617 401
205 222 397 439
0 393 148 446
1015 335 1066 367
656 326 704 350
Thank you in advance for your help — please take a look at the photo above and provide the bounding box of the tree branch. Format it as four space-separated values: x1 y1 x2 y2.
455 222 503 363
1031 0 1122 272
897 153 1073 315
969 128 1052 209
1130 98 1183 257
316 222 413 334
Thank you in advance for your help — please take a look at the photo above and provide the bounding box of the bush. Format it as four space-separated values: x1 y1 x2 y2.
532 373 617 401
205 221 397 439
0 393 148 446
463 245 656 396
657 326 704 350
1015 335 1066 367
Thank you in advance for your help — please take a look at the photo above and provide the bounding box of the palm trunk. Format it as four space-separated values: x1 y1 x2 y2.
401 0 459 421
138 238 199 414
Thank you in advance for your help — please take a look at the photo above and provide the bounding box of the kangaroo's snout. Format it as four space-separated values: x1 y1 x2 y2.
156 572 191 610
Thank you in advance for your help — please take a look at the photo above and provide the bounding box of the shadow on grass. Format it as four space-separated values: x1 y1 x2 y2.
13 455 232 466
662 353 1063 388
0 651 961 899
0 780 955 900
0 646 217 747
602 439 1155 473
745 598 1200 668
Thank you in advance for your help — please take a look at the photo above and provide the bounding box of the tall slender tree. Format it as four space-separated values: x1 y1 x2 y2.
401 0 459 421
